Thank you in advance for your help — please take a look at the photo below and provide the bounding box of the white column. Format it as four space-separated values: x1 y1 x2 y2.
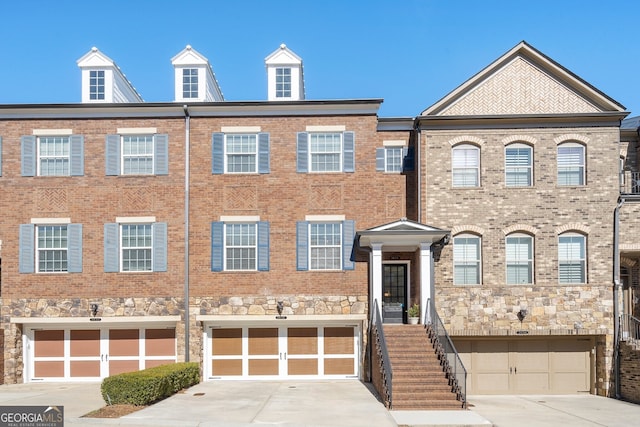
371 243 383 311
419 242 433 323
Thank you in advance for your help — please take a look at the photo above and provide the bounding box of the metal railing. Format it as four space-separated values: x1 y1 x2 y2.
622 314 640 343
371 299 393 408
425 298 467 408
620 171 640 195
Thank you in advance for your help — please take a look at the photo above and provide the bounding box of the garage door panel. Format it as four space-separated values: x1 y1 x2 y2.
475 373 509 394
288 358 318 375
248 328 278 355
34 361 64 378
109 329 139 357
34 330 64 357
145 360 174 369
552 372 589 393
212 328 242 356
325 358 354 375
288 328 317 355
212 359 242 376
324 327 354 354
70 330 100 357
70 360 101 377
109 360 140 376
249 359 279 375
146 329 176 356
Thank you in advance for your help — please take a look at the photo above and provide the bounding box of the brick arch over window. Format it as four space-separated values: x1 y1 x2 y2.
448 135 485 146
554 134 590 145
451 225 485 236
556 223 590 235
503 224 538 235
502 135 538 145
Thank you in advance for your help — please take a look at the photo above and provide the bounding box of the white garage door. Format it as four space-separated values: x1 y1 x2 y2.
205 324 360 380
454 337 593 395
27 327 176 381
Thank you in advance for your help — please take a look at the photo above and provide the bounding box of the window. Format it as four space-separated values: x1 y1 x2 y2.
296 131 355 173
376 146 415 173
557 143 585 185
89 70 105 100
19 223 82 274
505 144 532 186
506 234 533 284
103 222 167 273
453 234 481 285
105 134 168 176
182 68 198 99
211 221 270 271
211 132 270 174
275 67 291 98
452 144 480 187
21 135 84 177
296 220 355 271
558 233 586 283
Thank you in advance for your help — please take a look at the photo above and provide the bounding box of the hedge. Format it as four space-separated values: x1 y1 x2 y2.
101 362 200 406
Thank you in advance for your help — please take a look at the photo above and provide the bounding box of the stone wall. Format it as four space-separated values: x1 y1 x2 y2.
195 295 368 316
620 342 640 403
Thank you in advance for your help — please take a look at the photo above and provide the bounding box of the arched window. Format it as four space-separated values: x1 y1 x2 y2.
505 233 533 284
505 143 532 187
557 142 585 186
453 233 481 285
558 232 586 283
452 144 480 187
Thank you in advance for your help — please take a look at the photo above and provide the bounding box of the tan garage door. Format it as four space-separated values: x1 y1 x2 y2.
30 327 176 381
208 325 358 379
454 338 593 395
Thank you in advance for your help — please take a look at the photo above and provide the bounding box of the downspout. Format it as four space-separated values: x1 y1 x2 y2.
416 123 422 222
613 197 624 399
183 105 191 362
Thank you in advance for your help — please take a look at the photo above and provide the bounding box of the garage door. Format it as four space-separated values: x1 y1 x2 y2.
454 338 593 395
206 325 359 379
28 327 176 381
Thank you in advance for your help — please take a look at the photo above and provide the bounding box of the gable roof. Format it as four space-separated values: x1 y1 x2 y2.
265 43 303 65
76 47 143 102
421 41 626 117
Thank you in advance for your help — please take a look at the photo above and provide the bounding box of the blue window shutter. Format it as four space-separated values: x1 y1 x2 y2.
70 135 84 176
19 224 35 273
104 223 119 272
21 135 36 177
211 221 224 271
154 134 169 175
296 132 308 173
403 146 415 172
258 132 270 174
67 223 83 273
105 135 120 176
212 133 224 174
343 131 355 172
153 222 167 272
342 220 356 270
0 136 3 176
296 221 309 271
376 148 385 171
257 221 270 271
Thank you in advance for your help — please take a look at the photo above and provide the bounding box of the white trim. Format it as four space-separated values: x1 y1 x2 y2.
197 314 365 323
220 126 261 133
305 125 346 132
305 215 345 221
31 218 71 224
33 129 72 136
220 215 260 222
383 140 407 147
117 127 158 134
12 315 180 325
116 216 156 223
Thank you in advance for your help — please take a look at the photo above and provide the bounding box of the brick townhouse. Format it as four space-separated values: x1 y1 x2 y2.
0 41 636 406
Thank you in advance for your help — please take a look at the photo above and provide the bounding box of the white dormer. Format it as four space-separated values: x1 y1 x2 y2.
265 44 305 101
76 47 143 103
171 45 224 102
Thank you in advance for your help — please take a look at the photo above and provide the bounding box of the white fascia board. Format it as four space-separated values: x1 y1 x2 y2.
13 315 181 325
197 314 366 324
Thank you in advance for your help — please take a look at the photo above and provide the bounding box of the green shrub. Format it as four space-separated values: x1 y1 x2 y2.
101 362 200 406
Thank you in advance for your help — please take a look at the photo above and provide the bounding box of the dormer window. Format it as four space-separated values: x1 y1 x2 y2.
275 67 291 98
89 71 105 100
182 68 199 99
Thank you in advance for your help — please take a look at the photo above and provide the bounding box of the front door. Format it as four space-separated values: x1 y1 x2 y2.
382 263 408 323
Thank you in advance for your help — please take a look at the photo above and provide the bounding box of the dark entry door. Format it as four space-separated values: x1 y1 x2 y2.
382 264 408 323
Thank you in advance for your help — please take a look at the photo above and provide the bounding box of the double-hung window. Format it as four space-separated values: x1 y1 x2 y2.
557 142 585 186
376 144 415 173
90 70 105 100
19 221 83 273
104 220 167 272
275 67 291 98
558 233 586 283
505 144 532 187
106 132 169 176
212 132 270 174
21 134 84 177
453 234 481 285
211 219 270 271
297 131 355 173
296 218 355 271
452 144 480 187
182 68 198 99
506 234 533 284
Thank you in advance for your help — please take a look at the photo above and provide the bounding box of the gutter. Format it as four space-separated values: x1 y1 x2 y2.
183 105 191 362
613 197 624 399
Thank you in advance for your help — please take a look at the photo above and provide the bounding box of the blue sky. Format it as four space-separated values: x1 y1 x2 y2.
1 0 638 118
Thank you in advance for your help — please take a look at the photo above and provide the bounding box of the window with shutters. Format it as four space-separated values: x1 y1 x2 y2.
505 143 532 187
103 221 167 273
37 225 68 273
121 224 152 272
452 144 480 187
384 147 403 172
210 220 270 272
296 219 355 271
558 233 586 284
453 234 481 285
21 135 84 177
19 222 82 274
557 142 585 186
506 233 533 284
105 133 168 176
211 132 270 174
296 131 355 173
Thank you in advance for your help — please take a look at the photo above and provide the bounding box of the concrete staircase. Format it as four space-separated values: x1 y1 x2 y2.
384 324 465 410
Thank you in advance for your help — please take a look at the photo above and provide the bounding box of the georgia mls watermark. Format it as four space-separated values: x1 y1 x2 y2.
0 406 64 427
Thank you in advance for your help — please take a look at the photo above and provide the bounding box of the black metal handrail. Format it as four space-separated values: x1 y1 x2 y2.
622 314 640 342
620 171 640 194
425 298 467 408
371 299 392 407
